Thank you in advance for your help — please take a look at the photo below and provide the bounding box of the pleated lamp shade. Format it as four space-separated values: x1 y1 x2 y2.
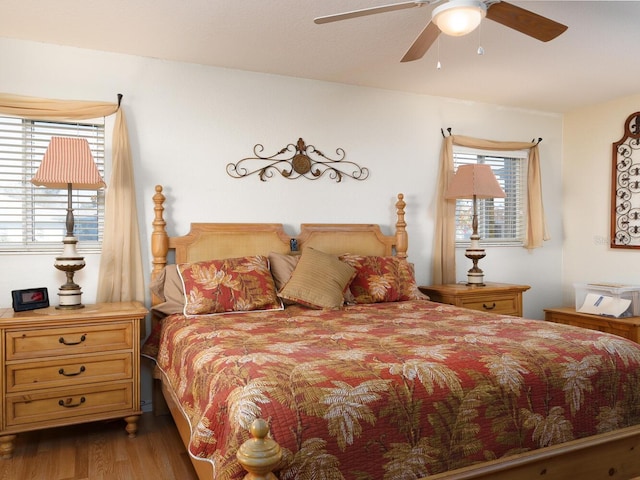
445 164 505 199
32 137 106 190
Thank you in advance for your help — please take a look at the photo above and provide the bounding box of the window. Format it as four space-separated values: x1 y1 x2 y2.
0 116 105 252
453 146 527 246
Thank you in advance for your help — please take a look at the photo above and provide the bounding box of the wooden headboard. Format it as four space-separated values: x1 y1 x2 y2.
150 185 408 307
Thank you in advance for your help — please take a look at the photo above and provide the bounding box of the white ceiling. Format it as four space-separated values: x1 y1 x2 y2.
1 0 639 113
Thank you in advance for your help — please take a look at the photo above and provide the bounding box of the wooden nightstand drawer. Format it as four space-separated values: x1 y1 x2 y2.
419 283 530 317
6 352 133 393
545 307 640 343
458 295 520 315
6 382 134 427
6 322 133 361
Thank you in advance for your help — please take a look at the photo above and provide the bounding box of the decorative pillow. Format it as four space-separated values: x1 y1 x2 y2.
279 248 356 309
340 254 427 304
340 254 401 303
268 252 300 292
149 264 186 315
178 255 282 316
396 260 429 301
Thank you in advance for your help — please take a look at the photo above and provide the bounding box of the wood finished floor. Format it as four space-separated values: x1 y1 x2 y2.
0 413 198 480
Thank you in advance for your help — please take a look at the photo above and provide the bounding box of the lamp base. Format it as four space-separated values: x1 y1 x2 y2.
464 245 486 287
54 235 86 309
465 272 485 286
56 290 85 310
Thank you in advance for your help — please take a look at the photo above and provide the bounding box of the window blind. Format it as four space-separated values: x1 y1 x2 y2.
453 148 527 245
0 116 105 252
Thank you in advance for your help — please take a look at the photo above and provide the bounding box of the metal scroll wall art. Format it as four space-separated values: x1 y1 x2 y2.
226 138 369 182
612 111 640 248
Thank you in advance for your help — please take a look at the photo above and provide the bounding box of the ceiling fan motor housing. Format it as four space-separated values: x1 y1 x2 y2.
432 0 487 36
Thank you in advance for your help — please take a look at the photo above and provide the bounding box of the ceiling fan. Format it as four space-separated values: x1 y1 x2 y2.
314 0 568 62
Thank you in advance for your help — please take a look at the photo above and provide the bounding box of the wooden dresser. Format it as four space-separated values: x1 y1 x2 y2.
419 282 530 317
0 301 147 459
544 307 640 343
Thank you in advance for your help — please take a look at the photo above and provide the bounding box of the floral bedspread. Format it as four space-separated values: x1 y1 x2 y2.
147 301 640 479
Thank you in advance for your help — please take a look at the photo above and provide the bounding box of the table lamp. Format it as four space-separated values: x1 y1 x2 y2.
31 137 106 308
445 163 505 286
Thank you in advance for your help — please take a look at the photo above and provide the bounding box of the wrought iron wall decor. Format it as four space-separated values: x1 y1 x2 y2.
226 138 369 182
611 111 640 248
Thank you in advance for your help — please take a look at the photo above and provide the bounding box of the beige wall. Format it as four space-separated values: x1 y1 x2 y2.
563 94 640 304
0 37 565 322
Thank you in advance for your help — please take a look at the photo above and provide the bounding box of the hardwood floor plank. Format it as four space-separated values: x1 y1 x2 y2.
56 435 78 479
73 430 90 479
0 414 198 480
88 429 115 479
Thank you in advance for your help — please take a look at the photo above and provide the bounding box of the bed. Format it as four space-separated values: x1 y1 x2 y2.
145 185 640 480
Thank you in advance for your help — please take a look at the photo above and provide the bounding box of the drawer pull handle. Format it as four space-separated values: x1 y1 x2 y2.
483 302 497 310
59 366 86 377
58 397 86 408
59 334 86 346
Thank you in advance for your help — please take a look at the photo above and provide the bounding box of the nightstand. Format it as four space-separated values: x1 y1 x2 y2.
0 301 147 459
544 307 640 343
419 282 530 317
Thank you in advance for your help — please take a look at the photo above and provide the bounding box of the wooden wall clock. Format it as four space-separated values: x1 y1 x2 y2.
611 111 640 248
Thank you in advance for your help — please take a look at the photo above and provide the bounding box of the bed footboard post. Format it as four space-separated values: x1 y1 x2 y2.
151 185 169 303
237 419 282 480
395 193 408 259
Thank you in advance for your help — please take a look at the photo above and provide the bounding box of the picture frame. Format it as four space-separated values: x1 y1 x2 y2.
11 287 50 312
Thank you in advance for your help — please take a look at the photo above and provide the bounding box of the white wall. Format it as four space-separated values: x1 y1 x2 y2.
0 38 565 407
563 94 640 304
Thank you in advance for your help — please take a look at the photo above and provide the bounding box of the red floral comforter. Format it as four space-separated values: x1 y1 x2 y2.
148 301 640 479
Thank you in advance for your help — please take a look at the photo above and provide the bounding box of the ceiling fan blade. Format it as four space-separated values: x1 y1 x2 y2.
314 1 422 24
486 1 568 42
401 21 440 62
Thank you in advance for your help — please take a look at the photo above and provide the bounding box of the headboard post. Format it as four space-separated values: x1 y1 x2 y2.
151 185 169 304
395 193 408 258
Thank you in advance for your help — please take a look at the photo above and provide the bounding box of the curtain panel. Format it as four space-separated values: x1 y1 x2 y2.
432 134 549 284
0 93 145 304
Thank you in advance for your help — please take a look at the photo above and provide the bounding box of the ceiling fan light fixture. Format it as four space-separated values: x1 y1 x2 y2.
432 0 487 37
